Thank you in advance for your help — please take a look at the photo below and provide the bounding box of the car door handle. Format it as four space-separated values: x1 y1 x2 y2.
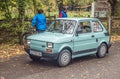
91 35 95 37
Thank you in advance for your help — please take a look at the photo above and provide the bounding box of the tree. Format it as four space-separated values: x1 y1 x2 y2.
16 0 26 44
32 0 37 14
56 0 63 15
108 0 118 16
0 0 12 20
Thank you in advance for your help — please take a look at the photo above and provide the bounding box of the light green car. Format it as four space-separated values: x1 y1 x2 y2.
25 18 111 67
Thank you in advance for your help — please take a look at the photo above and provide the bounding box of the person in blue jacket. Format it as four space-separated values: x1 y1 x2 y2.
32 9 46 32
59 8 68 18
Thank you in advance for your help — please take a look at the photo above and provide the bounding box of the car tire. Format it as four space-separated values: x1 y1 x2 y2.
57 49 71 67
29 54 41 61
96 43 108 58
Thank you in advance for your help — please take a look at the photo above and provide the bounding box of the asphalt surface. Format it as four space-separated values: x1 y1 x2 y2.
0 42 120 79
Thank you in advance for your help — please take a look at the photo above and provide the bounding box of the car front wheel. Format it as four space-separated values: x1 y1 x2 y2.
96 43 108 58
57 49 71 67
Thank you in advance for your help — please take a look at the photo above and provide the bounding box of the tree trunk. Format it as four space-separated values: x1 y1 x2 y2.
108 0 117 16
32 0 37 14
17 0 26 44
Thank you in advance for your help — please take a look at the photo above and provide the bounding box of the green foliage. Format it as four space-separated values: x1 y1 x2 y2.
115 1 120 16
68 11 91 18
0 0 11 20
0 0 120 44
0 20 31 44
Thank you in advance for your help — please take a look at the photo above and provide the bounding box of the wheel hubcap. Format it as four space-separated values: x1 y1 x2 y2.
100 44 107 56
61 52 70 64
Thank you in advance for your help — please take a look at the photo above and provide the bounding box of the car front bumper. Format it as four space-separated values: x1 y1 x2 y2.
24 48 59 60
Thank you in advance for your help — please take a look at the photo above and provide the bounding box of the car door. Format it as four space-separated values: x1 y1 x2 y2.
73 20 98 56
92 20 105 47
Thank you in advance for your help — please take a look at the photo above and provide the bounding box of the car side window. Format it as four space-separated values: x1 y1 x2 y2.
77 21 91 34
92 21 103 32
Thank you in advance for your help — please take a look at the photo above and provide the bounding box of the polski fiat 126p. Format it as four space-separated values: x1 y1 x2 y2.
24 18 111 67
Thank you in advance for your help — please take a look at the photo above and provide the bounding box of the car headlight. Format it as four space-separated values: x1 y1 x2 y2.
47 42 53 48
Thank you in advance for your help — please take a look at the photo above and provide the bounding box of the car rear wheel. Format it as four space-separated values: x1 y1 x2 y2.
29 54 41 61
96 43 108 58
57 49 71 67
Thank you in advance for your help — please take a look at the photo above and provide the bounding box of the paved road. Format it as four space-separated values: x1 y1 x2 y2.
0 42 120 79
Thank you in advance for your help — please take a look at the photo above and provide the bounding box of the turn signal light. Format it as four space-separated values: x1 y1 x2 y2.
46 48 52 53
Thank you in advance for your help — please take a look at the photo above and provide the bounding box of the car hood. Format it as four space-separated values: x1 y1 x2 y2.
27 32 73 43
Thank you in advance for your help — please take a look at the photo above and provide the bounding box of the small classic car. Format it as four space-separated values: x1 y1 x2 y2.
24 18 111 67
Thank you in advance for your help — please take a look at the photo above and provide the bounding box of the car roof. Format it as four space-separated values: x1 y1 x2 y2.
56 18 99 21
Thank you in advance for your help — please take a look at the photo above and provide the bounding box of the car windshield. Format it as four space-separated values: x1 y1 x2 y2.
47 19 77 34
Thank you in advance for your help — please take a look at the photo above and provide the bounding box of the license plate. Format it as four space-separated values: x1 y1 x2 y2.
30 50 42 56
